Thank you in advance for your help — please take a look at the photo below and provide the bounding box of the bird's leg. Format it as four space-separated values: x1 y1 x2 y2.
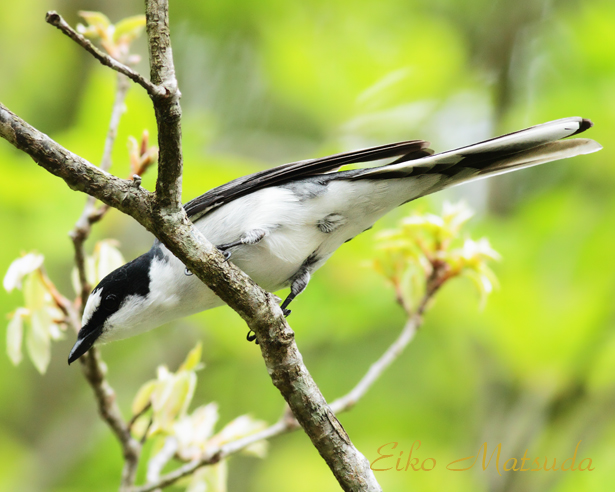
216 228 267 261
280 268 311 317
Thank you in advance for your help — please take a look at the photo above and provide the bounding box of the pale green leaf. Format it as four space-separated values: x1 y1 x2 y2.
85 256 97 287
179 341 204 372
78 11 111 30
186 461 228 492
113 15 146 44
212 415 267 446
243 439 269 458
27 309 52 374
442 200 474 233
132 379 156 415
7 308 28 365
47 322 64 341
70 267 81 296
151 372 196 434
130 414 151 439
23 272 47 312
157 365 171 381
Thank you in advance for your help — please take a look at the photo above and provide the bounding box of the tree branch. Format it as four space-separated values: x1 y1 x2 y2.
47 282 141 491
0 102 154 223
45 11 163 97
145 0 183 213
71 71 131 310
59 67 144 489
80 348 142 489
329 301 427 413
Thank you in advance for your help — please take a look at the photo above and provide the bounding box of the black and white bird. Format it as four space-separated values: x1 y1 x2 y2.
68 117 601 364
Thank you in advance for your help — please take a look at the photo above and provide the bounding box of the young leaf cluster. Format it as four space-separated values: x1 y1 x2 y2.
371 201 501 312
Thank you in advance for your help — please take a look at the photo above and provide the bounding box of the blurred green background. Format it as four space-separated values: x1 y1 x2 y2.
1 0 614 490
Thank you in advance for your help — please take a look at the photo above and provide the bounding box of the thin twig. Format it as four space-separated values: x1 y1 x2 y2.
79 348 142 490
40 267 142 489
329 263 449 413
39 268 81 331
45 11 163 97
330 315 421 413
146 436 178 484
128 418 297 492
133 271 451 492
66 68 145 490
128 402 152 431
70 70 131 313
102 73 131 173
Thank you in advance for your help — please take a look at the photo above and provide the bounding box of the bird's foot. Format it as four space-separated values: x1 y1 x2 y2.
246 329 259 344
217 247 232 261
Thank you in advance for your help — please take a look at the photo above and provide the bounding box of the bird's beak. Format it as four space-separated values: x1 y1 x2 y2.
68 326 102 365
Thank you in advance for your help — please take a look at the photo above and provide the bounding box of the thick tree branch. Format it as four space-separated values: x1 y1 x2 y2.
45 11 163 97
149 218 382 491
0 102 154 224
145 0 183 212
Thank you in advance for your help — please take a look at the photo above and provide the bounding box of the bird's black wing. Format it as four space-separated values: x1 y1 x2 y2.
184 140 431 221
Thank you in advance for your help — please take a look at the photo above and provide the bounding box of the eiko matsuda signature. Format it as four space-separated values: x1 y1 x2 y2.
370 440 595 474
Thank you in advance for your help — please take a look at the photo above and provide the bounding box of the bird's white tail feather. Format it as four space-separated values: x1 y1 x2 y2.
471 138 602 181
355 117 601 188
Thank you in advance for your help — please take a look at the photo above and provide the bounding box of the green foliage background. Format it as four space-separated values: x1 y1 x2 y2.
1 0 614 490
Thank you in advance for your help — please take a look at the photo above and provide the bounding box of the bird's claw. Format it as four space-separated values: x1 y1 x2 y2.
246 329 259 344
217 248 232 261
282 308 291 317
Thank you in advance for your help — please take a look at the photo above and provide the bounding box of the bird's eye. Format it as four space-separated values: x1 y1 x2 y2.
103 294 120 311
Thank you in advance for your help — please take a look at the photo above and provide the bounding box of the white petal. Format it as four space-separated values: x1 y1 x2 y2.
6 308 28 365
3 254 44 292
27 309 52 374
71 267 82 296
47 323 64 341
191 403 219 443
95 240 125 283
213 415 267 445
442 201 474 231
23 271 48 312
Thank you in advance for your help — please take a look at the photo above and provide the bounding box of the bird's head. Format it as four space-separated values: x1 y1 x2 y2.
68 250 155 364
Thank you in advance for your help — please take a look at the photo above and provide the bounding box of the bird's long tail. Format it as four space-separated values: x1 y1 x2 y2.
352 117 601 194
